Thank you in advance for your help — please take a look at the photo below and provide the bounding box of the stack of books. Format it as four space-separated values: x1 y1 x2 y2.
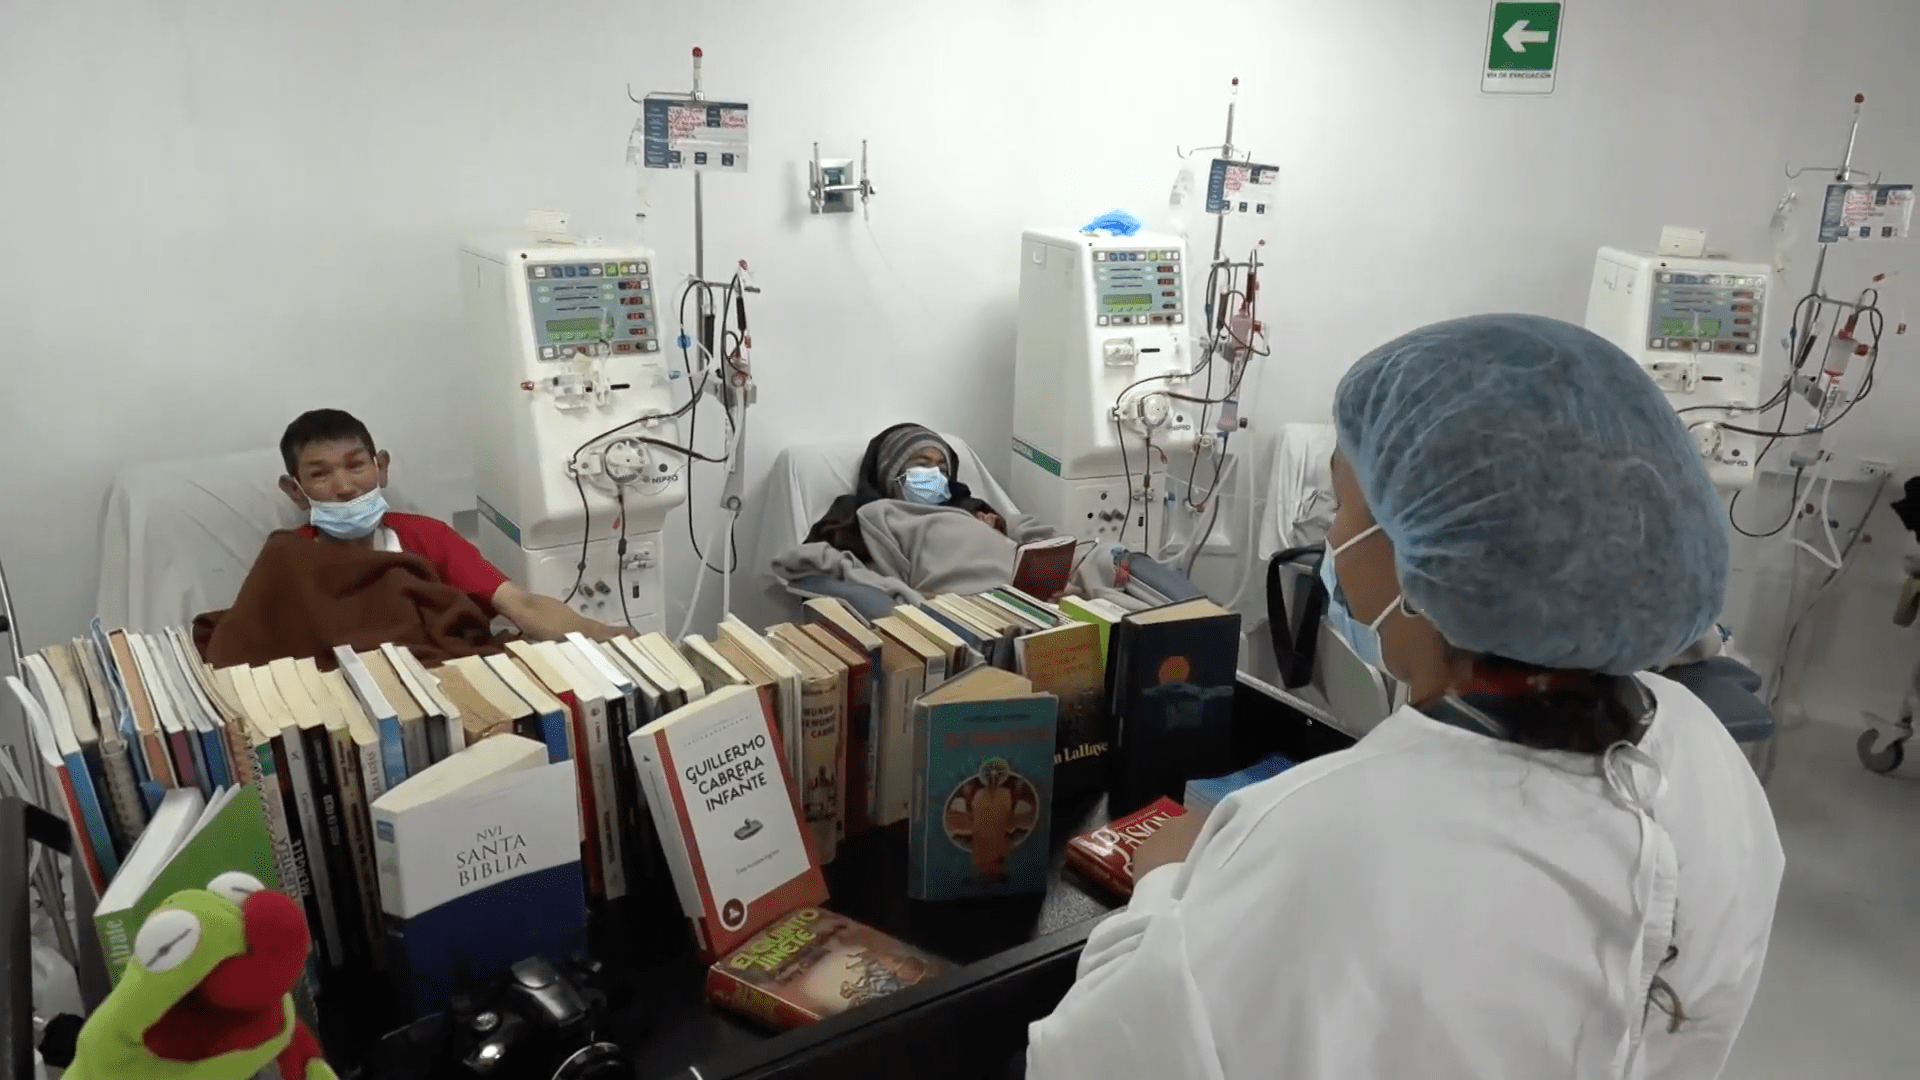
15 591 1242 1035
8 623 724 1018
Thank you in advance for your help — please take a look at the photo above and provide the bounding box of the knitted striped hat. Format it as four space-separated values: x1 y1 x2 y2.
873 424 955 498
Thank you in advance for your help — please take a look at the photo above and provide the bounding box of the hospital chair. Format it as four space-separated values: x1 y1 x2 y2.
749 434 1201 624
1255 423 1779 766
95 448 424 632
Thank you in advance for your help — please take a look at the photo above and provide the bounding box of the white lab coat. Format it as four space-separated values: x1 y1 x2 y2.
1027 673 1783 1080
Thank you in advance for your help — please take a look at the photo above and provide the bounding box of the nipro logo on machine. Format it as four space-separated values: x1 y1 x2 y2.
1013 437 1062 477
476 497 522 546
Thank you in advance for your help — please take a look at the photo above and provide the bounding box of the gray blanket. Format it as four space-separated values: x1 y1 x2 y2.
770 499 1126 604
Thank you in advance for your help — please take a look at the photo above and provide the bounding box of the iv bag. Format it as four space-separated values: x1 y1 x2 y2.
1769 184 1801 275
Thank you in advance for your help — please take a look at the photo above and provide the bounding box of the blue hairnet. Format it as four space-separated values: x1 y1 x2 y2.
1333 313 1728 675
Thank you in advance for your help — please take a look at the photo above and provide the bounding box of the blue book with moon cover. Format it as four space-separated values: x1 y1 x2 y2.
1105 598 1241 816
371 734 585 1017
908 667 1056 901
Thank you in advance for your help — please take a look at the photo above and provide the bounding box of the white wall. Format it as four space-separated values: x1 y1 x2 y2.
1 0 1853 666
1719 0 1920 731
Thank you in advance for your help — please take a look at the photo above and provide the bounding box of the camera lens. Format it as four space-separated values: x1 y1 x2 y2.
552 1041 629 1080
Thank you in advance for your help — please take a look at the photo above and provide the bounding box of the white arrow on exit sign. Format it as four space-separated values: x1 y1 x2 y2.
1503 19 1551 52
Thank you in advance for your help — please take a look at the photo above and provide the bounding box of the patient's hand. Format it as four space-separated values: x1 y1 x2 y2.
973 510 1005 533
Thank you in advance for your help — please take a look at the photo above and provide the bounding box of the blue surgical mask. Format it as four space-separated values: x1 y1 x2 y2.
899 465 950 505
1318 523 1403 670
306 486 388 540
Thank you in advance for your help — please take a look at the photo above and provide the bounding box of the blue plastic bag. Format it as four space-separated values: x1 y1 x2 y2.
1080 209 1142 237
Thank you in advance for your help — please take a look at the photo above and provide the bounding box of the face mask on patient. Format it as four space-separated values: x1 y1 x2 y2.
305 486 389 540
899 466 950 505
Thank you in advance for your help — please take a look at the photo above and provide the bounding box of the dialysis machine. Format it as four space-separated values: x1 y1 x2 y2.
1011 228 1199 545
1584 247 1771 488
461 236 686 633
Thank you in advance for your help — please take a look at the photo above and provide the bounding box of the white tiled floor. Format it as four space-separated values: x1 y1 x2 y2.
1724 718 1920 1079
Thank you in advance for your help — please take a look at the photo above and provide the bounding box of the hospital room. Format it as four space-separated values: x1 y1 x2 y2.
3 0 1919 1077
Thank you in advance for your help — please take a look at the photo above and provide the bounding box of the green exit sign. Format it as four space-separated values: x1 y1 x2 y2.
1484 1 1563 95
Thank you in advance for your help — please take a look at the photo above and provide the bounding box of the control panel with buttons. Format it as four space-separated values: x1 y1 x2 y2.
1091 248 1185 328
1584 248 1772 489
1643 271 1766 356
527 260 660 359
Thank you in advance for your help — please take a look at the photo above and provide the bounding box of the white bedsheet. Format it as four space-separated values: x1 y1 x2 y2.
742 432 1019 620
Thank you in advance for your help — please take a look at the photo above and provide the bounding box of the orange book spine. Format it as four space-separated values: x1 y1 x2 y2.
52 767 106 894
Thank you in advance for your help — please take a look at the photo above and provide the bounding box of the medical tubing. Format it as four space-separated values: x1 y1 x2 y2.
1222 352 1272 611
1183 444 1231 577
677 504 733 641
1787 468 1845 570
1729 464 1806 540
675 401 747 640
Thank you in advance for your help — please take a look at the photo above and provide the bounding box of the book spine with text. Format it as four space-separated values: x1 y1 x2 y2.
280 731 346 969
266 738 327 969
583 695 626 900
702 968 816 1030
552 690 605 900
794 675 840 865
246 742 299 899
302 725 369 973
329 729 387 969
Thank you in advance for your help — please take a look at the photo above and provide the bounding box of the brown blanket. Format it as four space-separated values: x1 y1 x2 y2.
194 530 503 670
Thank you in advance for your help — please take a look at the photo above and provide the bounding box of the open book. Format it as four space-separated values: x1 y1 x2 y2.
1011 536 1078 600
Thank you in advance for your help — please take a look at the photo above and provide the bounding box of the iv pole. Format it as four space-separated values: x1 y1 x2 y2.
634 48 757 630
1789 94 1867 378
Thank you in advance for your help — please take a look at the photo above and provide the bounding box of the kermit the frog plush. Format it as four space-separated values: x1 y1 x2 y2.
67 872 336 1080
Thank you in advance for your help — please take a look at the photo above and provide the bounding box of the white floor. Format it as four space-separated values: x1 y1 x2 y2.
1725 717 1920 1079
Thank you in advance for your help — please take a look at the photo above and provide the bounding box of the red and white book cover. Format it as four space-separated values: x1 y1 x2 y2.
1064 796 1188 898
632 684 828 962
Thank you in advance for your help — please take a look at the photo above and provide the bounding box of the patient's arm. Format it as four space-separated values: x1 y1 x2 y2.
490 581 628 642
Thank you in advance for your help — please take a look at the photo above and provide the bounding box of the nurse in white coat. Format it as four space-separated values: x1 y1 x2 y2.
1026 314 1783 1080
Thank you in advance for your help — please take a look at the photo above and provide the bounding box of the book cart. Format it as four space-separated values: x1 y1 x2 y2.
366 676 1355 1080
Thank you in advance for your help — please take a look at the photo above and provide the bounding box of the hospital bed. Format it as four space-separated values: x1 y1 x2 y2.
749 433 1200 624
1254 423 1779 765
94 448 424 632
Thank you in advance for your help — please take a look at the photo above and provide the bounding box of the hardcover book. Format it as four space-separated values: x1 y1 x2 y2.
1106 598 1241 815
1014 620 1110 798
1063 796 1188 899
908 666 1056 901
704 907 953 1030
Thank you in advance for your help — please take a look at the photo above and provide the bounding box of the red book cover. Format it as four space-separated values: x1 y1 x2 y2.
167 731 199 789
552 686 604 901
640 685 829 962
703 907 952 1030
1063 796 1188 898
1012 537 1077 599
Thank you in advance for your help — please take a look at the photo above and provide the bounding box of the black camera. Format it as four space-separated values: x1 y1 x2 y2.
446 956 629 1080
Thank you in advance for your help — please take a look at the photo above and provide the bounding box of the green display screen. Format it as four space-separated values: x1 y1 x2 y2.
1102 293 1153 313
547 317 604 334
1658 317 1720 338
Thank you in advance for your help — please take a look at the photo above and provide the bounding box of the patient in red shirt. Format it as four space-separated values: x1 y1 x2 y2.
276 408 624 642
